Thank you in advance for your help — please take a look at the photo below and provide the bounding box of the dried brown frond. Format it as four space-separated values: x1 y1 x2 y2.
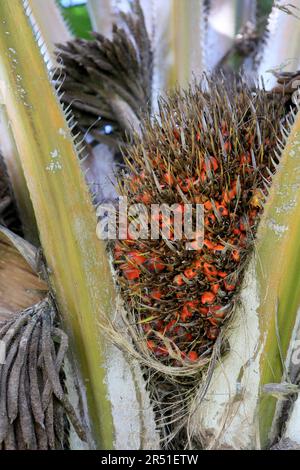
54 0 152 148
0 298 87 450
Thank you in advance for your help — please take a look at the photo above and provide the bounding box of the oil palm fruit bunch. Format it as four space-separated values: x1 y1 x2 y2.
113 77 289 366
54 0 152 148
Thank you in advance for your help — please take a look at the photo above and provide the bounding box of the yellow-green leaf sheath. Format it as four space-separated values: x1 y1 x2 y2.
257 113 300 447
0 0 115 449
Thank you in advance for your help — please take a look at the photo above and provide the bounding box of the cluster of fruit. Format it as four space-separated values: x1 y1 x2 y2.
113 80 285 365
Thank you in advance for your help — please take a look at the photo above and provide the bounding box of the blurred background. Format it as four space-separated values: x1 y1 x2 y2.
58 0 274 41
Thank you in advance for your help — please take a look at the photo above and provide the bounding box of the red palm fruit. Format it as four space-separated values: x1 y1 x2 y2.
204 200 212 211
184 266 197 279
206 326 220 341
114 243 123 260
222 190 230 204
147 340 156 351
173 128 180 140
201 292 216 305
140 192 151 204
202 156 219 172
208 316 219 326
181 301 198 322
229 180 238 199
240 220 246 232
188 351 198 361
205 214 216 225
174 274 184 286
165 319 177 332
127 251 147 265
217 271 227 278
232 250 240 262
176 293 185 299
210 305 226 319
129 175 140 192
224 141 232 152
181 306 193 322
214 244 225 252
210 156 219 171
150 289 163 300
240 153 251 165
194 194 203 204
193 258 203 269
153 156 166 170
211 283 220 294
216 202 229 217
221 122 228 136
204 239 215 250
224 281 236 292
164 172 174 186
199 307 209 315
203 263 218 277
200 170 206 182
179 177 194 192
120 264 140 280
146 257 165 273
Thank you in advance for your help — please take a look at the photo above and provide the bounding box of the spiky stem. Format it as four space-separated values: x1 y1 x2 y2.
26 0 72 64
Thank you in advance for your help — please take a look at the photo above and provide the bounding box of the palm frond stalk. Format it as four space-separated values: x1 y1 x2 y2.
258 0 300 89
168 0 206 88
87 0 114 38
26 0 72 64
